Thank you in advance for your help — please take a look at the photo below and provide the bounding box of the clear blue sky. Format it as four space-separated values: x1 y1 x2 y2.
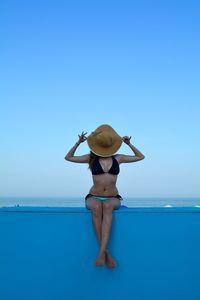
1 1 200 197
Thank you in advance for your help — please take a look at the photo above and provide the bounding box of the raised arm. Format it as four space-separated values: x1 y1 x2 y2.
64 132 90 163
116 136 145 163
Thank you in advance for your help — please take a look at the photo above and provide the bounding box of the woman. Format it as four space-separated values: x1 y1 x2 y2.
65 124 145 268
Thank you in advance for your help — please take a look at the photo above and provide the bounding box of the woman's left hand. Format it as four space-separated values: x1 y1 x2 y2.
122 136 131 145
78 131 88 143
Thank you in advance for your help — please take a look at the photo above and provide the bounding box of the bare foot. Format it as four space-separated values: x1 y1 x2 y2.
105 250 117 268
94 250 106 267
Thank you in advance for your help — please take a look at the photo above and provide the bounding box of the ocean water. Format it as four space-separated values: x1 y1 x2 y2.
0 197 200 208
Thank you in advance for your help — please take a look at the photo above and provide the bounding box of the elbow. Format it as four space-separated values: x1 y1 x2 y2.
140 155 145 160
65 155 74 162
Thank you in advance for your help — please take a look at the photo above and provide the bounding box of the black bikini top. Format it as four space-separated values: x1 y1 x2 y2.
91 156 120 175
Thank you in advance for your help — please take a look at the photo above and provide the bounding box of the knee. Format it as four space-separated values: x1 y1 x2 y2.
91 204 103 217
102 202 113 213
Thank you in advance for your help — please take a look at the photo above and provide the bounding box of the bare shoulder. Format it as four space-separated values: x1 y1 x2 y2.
114 154 121 163
114 154 145 164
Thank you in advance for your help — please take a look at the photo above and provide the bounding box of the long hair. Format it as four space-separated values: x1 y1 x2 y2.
88 151 99 170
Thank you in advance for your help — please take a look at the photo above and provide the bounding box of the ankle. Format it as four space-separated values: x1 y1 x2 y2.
100 247 106 253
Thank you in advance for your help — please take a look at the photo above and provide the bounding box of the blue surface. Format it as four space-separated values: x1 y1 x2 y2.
0 207 200 300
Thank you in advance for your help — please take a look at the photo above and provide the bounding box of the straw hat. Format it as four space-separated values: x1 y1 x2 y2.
87 124 122 157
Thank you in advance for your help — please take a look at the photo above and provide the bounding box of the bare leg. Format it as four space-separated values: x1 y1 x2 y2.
91 207 103 247
86 197 120 267
86 198 105 266
95 198 121 267
100 207 113 252
92 208 118 267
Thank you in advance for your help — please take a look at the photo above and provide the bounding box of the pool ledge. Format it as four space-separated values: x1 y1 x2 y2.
0 206 200 213
1 205 200 300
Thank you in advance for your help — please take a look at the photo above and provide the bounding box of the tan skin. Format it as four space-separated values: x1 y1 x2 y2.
65 132 145 268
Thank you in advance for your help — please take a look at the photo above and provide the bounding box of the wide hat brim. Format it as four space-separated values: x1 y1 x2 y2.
87 124 122 157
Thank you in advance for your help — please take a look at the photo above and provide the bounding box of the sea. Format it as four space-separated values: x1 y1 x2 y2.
0 197 200 208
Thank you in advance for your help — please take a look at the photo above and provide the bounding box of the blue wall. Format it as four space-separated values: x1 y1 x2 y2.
0 207 200 300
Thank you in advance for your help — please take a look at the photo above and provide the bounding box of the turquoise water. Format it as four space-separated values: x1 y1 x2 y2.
0 197 200 208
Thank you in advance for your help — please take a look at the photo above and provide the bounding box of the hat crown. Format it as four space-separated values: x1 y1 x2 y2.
87 124 122 157
95 132 114 148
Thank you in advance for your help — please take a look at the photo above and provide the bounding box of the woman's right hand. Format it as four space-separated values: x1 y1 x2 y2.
77 131 87 143
122 136 132 145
